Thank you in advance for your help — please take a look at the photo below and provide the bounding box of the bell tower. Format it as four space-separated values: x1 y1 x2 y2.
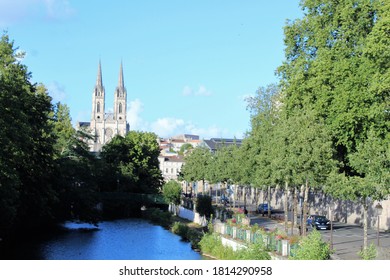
90 60 105 149
113 62 127 136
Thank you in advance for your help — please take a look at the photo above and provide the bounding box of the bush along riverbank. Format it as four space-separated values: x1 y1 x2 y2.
141 207 206 251
143 209 272 260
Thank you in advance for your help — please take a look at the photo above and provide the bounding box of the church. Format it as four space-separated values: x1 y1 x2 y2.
77 61 129 152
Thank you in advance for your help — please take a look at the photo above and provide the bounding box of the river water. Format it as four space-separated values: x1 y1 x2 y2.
3 219 203 260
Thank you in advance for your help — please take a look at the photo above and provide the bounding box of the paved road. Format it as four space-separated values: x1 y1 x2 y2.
318 222 390 259
247 213 390 260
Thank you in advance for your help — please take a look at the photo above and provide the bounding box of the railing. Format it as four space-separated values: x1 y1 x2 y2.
214 221 298 258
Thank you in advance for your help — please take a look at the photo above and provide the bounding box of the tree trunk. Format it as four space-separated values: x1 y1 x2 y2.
254 188 258 213
363 198 368 251
233 185 237 208
267 185 271 218
302 179 309 236
293 186 298 226
284 181 289 234
292 186 297 235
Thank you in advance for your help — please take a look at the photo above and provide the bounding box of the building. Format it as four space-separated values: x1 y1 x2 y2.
158 155 185 181
172 134 199 141
202 138 242 153
77 61 129 152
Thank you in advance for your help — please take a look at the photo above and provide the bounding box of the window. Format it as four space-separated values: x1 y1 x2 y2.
97 102 100 113
119 103 123 114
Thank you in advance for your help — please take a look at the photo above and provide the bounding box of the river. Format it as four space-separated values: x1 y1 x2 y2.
2 219 203 260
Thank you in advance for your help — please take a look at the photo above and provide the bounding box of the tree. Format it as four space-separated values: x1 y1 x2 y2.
179 143 193 155
163 180 182 205
245 84 282 217
0 33 58 237
0 33 105 240
180 146 212 194
100 131 163 194
277 0 389 246
51 102 75 157
196 195 214 219
284 109 335 235
51 103 100 225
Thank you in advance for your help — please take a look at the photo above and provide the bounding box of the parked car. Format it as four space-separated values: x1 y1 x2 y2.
307 215 331 230
219 195 230 205
257 203 272 214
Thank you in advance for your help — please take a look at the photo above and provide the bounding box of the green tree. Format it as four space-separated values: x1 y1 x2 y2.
245 84 282 217
180 146 212 194
100 131 163 194
163 180 182 205
195 195 214 219
51 103 76 157
0 33 58 237
277 0 389 246
179 143 193 155
51 103 100 224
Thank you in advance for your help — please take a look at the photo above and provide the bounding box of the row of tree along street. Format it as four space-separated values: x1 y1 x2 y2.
0 33 165 249
181 0 389 252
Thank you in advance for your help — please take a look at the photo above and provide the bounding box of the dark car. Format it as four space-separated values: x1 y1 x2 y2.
219 195 230 205
307 215 331 230
257 203 272 214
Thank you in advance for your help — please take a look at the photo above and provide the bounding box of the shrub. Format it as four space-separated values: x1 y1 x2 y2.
199 233 235 259
187 228 203 250
358 243 377 260
289 229 332 260
237 242 271 260
287 235 301 245
143 208 171 228
171 222 189 239
196 195 214 219
199 233 270 260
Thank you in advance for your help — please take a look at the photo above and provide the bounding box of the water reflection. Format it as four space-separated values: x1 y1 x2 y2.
39 219 202 260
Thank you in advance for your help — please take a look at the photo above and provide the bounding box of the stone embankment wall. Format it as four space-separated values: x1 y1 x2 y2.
261 188 390 230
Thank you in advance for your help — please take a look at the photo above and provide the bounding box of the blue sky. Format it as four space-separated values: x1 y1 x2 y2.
1 0 302 139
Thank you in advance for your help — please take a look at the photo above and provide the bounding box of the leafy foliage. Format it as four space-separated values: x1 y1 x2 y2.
0 34 58 234
99 131 163 194
289 230 332 260
180 146 212 184
358 242 377 260
199 232 271 260
195 195 214 219
162 180 182 205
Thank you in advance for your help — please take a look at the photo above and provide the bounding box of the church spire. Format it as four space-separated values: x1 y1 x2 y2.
96 60 103 87
118 61 124 89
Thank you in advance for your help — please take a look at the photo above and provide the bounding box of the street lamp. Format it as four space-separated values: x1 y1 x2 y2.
375 203 383 246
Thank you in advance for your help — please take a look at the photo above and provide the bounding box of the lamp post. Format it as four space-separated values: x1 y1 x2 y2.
375 203 383 246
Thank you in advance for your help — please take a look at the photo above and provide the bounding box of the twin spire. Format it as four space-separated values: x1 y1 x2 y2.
96 60 124 89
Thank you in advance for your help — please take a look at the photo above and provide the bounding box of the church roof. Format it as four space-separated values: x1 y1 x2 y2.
78 121 90 128
104 113 115 121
